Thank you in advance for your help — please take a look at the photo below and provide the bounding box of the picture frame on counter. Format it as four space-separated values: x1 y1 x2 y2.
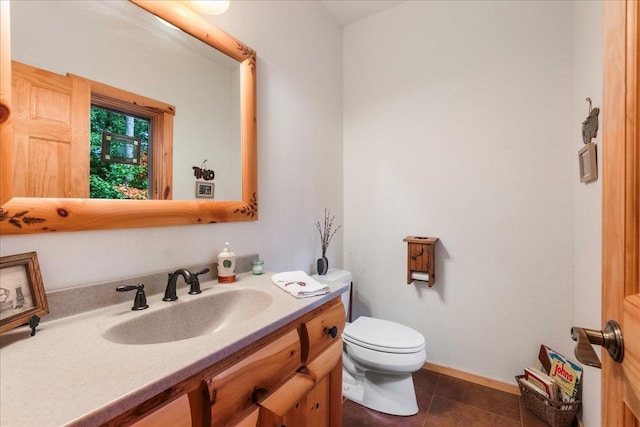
0 252 48 334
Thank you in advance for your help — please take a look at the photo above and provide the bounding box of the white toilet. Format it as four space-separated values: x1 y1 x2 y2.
313 270 427 416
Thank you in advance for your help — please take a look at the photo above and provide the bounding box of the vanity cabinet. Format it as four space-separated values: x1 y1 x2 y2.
116 298 345 427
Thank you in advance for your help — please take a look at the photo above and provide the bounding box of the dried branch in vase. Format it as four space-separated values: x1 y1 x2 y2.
316 208 342 257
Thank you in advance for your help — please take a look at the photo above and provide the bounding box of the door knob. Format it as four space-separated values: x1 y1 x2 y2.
570 320 624 368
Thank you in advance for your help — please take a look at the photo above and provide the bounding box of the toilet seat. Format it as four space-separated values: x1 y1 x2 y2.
343 316 425 354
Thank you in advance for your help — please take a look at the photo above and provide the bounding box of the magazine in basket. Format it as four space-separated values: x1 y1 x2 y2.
523 367 558 400
534 345 583 402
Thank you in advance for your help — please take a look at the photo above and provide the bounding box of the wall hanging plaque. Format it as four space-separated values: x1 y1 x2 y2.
579 98 599 183
195 181 215 199
193 160 215 181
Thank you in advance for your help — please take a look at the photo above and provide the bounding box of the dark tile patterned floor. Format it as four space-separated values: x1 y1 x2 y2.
343 370 561 427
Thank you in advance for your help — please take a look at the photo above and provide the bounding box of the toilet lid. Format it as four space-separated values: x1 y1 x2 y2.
343 316 425 354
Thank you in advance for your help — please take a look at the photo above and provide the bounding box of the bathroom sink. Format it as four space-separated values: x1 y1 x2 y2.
99 287 273 345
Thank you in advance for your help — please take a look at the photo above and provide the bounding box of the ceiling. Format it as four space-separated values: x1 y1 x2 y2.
320 0 404 26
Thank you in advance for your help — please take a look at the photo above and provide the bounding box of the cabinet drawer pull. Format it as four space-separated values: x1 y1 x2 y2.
324 326 338 339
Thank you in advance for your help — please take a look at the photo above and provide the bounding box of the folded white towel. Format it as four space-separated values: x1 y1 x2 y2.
272 271 330 298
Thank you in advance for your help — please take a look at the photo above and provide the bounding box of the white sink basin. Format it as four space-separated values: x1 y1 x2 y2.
99 287 273 345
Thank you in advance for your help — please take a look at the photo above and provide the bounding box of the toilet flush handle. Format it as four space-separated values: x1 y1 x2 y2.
325 326 338 339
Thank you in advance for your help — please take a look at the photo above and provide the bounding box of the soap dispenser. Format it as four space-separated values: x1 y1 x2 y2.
217 242 236 283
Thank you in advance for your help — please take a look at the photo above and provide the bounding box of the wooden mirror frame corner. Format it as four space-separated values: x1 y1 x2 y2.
0 0 257 235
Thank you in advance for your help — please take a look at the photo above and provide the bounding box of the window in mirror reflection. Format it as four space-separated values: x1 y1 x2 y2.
11 60 175 200
90 106 150 200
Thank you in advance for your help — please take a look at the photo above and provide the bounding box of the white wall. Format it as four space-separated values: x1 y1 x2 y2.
572 2 603 426
0 1 344 291
344 0 577 386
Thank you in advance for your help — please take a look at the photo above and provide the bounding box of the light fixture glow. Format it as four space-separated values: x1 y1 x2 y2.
188 0 230 15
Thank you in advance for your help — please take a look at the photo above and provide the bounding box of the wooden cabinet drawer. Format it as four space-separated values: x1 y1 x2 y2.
205 329 301 426
300 300 345 363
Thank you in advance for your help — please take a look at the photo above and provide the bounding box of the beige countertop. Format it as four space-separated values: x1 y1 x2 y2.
0 272 347 427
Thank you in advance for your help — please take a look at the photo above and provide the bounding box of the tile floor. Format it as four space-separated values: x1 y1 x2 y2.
343 370 575 426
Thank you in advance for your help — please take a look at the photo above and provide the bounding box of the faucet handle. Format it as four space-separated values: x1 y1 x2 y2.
116 283 149 311
187 268 209 295
194 268 210 277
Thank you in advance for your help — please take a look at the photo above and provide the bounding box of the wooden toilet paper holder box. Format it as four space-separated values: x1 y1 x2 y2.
403 236 439 287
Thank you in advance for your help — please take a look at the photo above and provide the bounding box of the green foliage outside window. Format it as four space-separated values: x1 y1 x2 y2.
90 107 150 199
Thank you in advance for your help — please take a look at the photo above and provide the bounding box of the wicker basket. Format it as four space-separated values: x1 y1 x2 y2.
516 375 580 427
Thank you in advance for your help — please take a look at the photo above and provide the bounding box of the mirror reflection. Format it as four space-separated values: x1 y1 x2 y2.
10 0 242 201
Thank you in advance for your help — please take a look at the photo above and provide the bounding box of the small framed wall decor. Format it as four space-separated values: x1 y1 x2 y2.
578 143 598 183
195 181 215 199
0 252 48 334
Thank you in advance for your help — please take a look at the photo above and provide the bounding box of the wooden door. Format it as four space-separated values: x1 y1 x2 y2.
11 61 90 198
602 0 640 425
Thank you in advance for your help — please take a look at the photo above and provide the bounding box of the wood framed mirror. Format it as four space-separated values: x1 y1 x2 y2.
0 0 257 235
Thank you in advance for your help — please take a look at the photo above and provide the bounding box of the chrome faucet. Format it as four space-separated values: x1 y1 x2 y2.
163 268 210 301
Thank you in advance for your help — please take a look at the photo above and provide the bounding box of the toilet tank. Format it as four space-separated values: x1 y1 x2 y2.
312 269 352 321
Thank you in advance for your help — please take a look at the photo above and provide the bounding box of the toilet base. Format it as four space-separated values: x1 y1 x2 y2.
342 368 419 416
